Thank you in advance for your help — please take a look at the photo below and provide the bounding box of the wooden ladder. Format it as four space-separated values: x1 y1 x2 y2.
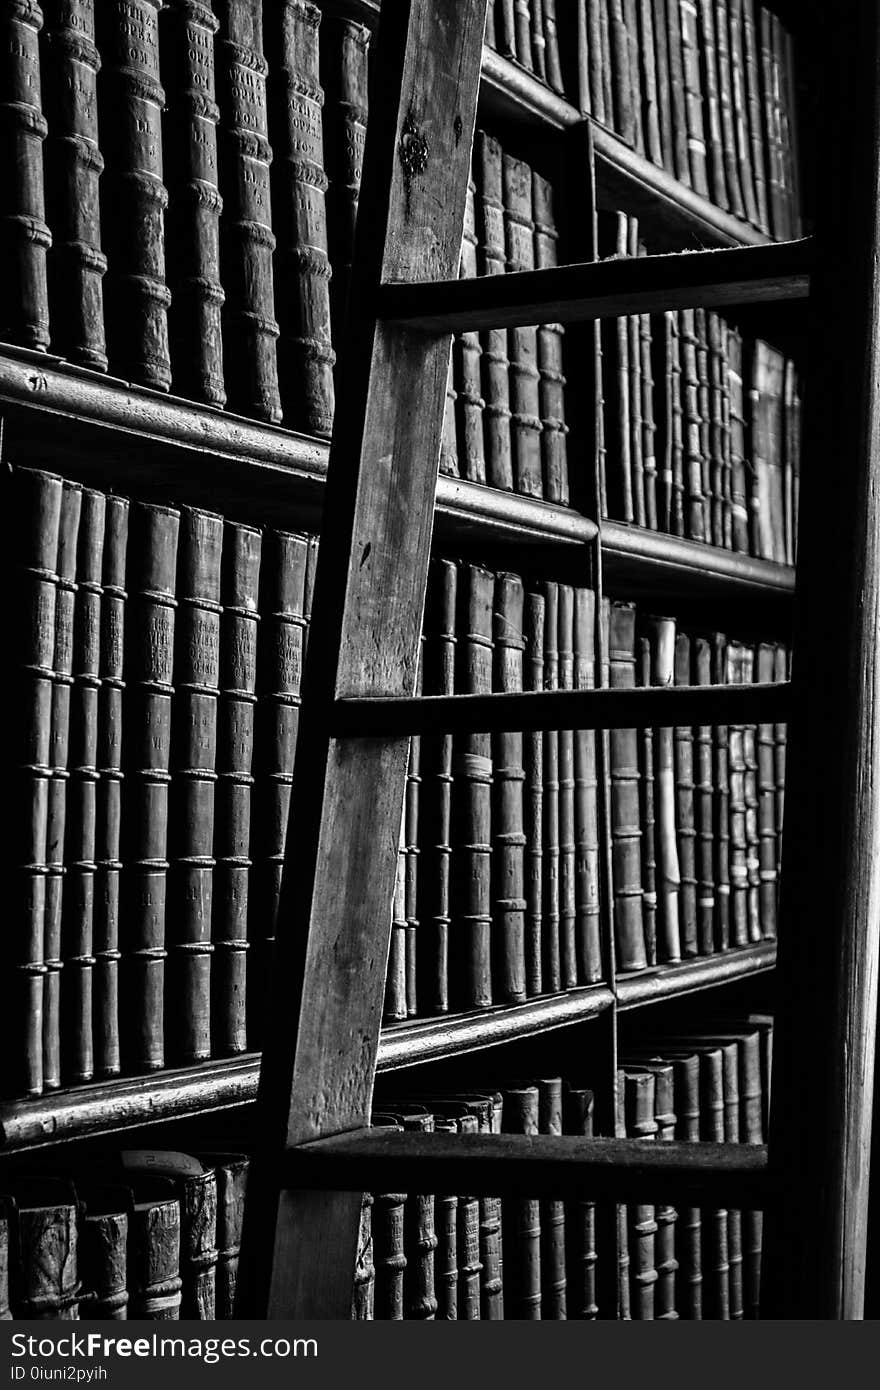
237 0 880 1319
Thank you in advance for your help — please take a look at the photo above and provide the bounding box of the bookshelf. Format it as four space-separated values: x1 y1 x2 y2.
0 0 833 1323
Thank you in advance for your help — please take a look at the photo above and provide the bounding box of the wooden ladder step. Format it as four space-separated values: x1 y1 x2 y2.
287 1130 772 1206
331 682 792 736
377 238 813 331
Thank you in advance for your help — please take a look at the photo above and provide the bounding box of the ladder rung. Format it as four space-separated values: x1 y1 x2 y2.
287 1130 772 1206
332 682 791 737
377 239 813 332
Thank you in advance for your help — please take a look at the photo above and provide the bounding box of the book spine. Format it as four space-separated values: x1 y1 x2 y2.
455 174 487 486
532 171 569 505
492 573 527 1003
433 1193 458 1320
212 521 262 1056
755 643 778 938
97 0 171 390
78 1207 128 1320
672 1052 703 1317
584 0 604 122
674 631 699 956
248 529 308 1043
543 0 564 93
10 1199 79 1319
416 560 456 1016
178 1171 218 1320
573 587 602 983
608 0 637 148
43 479 82 1093
0 1204 9 1320
622 0 645 154
404 669 421 1018
637 0 663 166
725 639 749 948
599 0 615 122
127 1195 182 1319
692 635 716 954
161 0 226 409
497 0 517 57
712 0 746 218
524 592 545 995
637 632 659 967
213 1157 248 1319
485 0 497 49
41 0 107 370
373 1193 407 1320
696 0 730 210
726 325 750 553
503 155 544 498
700 1048 730 1318
783 358 796 566
608 602 647 971
438 352 460 479
557 586 578 989
530 0 547 78
269 0 335 437
513 0 534 68
773 643 787 874
756 341 786 563
638 259 658 529
538 1077 567 1318
62 485 105 1085
624 1070 658 1318
563 1087 598 1318
94 494 129 1078
719 1042 744 1318
598 213 633 522
502 1085 542 1318
678 0 710 197
759 7 787 240
661 0 692 185
707 312 728 548
651 0 673 171
694 308 713 542
776 16 801 237
121 502 180 1073
541 581 561 991
626 220 646 527
737 1031 764 1317
738 644 762 942
455 1151 482 1321
450 565 494 1009
711 633 731 950
319 14 368 350
679 309 707 542
6 469 63 1098
740 0 770 232
385 815 407 1022
167 508 223 1064
667 311 686 535
0 0 51 351
649 1065 680 1318
643 615 682 962
404 1184 438 1320
351 1192 375 1319
727 0 761 226
216 0 281 423
476 131 514 492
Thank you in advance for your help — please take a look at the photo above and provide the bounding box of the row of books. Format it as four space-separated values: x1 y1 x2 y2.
582 1 801 239
0 1014 773 1320
487 0 569 96
597 212 802 563
607 602 789 972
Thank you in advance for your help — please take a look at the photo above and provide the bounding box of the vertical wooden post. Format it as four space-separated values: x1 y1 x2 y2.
236 0 488 1319
762 0 880 1319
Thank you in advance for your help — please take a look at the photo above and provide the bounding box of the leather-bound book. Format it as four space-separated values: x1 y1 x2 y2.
375 1109 437 1320
416 559 457 1015
735 644 762 942
679 310 707 542
7 1179 80 1319
543 0 564 93
557 586 578 989
692 634 716 954
643 615 682 963
62 485 105 1084
707 312 728 548
351 1192 375 1320
532 171 569 504
76 1183 129 1320
740 0 770 232
215 0 281 423
725 640 749 949
41 0 107 370
725 325 750 553
501 1084 541 1318
727 0 761 227
697 1045 730 1317
125 1176 182 1319
776 16 801 237
503 155 544 498
750 340 786 563
212 521 261 1055
637 631 659 966
622 0 645 154
475 132 514 492
160 0 226 409
485 0 497 48
719 1039 743 1317
120 1151 217 1319
0 1200 10 1320
97 0 171 390
709 633 731 950
267 0 335 436
385 815 407 1022
623 1069 658 1319
319 12 368 349
450 564 494 1010
529 0 547 79
589 0 614 125
696 0 730 210
563 1085 598 1319
626 220 646 528
94 494 129 1078
598 214 633 523
496 0 517 58
573 587 602 982
665 310 686 536
537 1076 566 1317
248 529 309 1041
673 631 698 956
195 1152 247 1319
637 0 663 166
773 644 787 874
44 478 82 1093
694 309 714 542
755 642 778 935
439 352 460 480
541 581 561 991
678 0 710 196
758 7 787 240
0 0 51 351
711 0 746 218
492 572 527 1004
450 1115 482 1320
614 1080 632 1319
783 359 800 566
651 0 672 170
608 602 647 971
372 1185 407 1320
659 0 691 185
524 591 545 994
622 1060 680 1318
637 247 658 529
404 656 422 1019
167 508 223 1063
121 501 180 1073
433 1191 458 1320
513 0 534 69
455 173 487 485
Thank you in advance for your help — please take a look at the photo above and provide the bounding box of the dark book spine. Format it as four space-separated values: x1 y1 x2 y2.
385 816 407 1022
121 502 180 1073
373 1193 407 1320
557 586 578 989
454 1134 482 1320
167 508 223 1063
626 219 646 528
649 1065 680 1318
455 174 487 486
564 1086 598 1319
496 0 517 57
622 0 645 154
6 469 63 1099
736 1031 764 1317
403 1180 437 1320
643 614 682 963
678 0 710 196
699 1047 731 1318
541 581 561 991
216 0 281 423
726 325 750 553
62 485 105 1084
672 1052 703 1317
0 0 51 351
439 353 460 480
738 644 762 942
78 1202 128 1320
637 0 663 165
598 213 633 522
783 358 799 566
637 255 659 529
416 560 456 1016
97 0 171 390
212 521 261 1055
10 1195 79 1319
127 1194 182 1319
212 1157 248 1319
485 0 497 48
667 311 686 535
248 529 308 1042
94 494 129 1078
433 1193 457 1320
41 0 107 370
662 0 692 185
532 171 569 505
524 592 545 994
161 0 226 409
609 0 637 150
696 0 729 210
530 0 547 78
623 1070 658 1318
503 154 544 499
776 15 801 237
719 1041 744 1318
268 0 335 436
725 640 749 948
476 131 514 492
0 1203 9 1320
692 635 716 954
502 1085 542 1318
712 0 746 218
674 631 698 956
176 1171 217 1319
740 0 770 232
404 667 421 1019
637 632 659 967
679 309 706 542
758 7 787 240
694 308 713 542
43 479 82 1093
727 0 761 226
608 602 647 971
752 339 787 564
707 311 728 547
651 0 673 171
450 565 494 1009
351 1192 375 1320
492 573 527 1003
319 13 368 350
711 633 731 950
773 643 787 875
755 642 778 937
538 1077 567 1318
513 0 534 69
573 587 602 983
543 0 564 93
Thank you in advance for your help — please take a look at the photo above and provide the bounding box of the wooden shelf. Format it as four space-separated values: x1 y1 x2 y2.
601 520 796 605
479 46 582 130
0 947 775 1153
